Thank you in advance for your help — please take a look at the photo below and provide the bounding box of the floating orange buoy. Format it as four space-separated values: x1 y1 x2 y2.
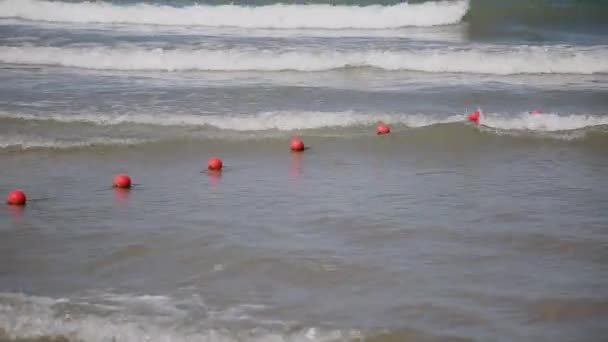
376 123 391 135
208 157 223 171
468 108 481 123
290 137 305 152
530 109 542 115
113 174 132 189
6 189 26 205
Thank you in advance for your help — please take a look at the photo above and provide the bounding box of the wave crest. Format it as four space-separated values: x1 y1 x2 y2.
1 110 606 132
480 112 608 132
1 45 607 75
0 0 468 29
1 111 606 151
0 135 146 150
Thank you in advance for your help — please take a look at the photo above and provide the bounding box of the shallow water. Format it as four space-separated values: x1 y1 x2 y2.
1 1 608 341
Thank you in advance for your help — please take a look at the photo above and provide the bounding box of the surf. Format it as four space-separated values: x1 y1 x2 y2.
1 44 607 75
0 0 469 29
1 110 606 132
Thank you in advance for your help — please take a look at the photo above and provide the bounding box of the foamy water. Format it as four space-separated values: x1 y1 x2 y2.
0 0 469 28
1 110 606 131
0 135 147 150
1 109 606 150
480 112 608 131
0 110 463 130
0 292 359 342
1 45 607 74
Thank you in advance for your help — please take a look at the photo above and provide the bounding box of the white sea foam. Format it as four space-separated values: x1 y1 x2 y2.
2 110 606 133
0 111 464 131
479 112 608 131
0 0 468 29
0 292 359 342
0 135 146 150
1 45 606 75
0 111 605 150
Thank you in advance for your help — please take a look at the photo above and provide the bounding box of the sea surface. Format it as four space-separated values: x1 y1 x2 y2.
1 0 607 341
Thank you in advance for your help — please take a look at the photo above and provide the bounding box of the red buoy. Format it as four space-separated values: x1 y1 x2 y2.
468 109 481 123
208 157 223 171
290 137 305 152
6 189 26 206
113 174 132 189
530 109 542 115
376 123 391 135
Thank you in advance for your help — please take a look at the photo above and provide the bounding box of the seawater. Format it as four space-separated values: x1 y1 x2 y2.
0 1 607 341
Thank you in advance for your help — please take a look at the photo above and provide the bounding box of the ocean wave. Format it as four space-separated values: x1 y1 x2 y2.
0 135 146 150
0 292 360 342
0 0 468 29
479 112 608 132
0 111 464 131
1 111 606 152
1 110 606 133
1 45 607 75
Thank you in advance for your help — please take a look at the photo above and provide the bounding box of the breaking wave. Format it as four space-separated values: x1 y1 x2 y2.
1 44 607 75
1 110 607 151
1 110 606 132
0 0 469 29
0 135 146 150
0 110 464 131
0 292 359 342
